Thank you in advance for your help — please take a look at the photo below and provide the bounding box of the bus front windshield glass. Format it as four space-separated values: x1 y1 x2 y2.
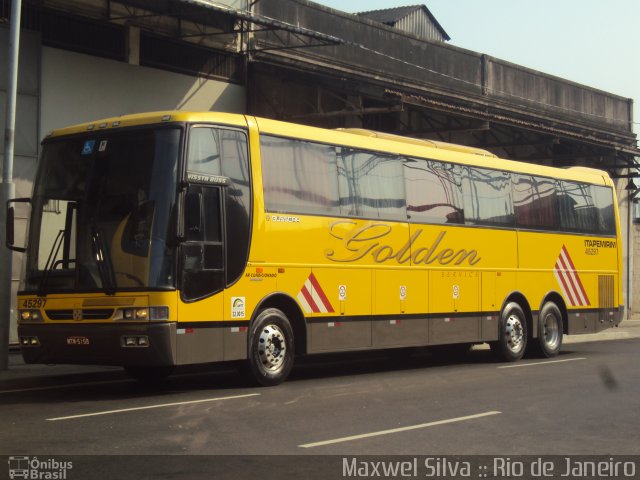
24 127 180 293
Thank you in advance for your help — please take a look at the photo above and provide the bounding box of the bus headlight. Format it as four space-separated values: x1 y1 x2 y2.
149 306 169 321
120 308 147 320
118 306 169 321
18 310 42 323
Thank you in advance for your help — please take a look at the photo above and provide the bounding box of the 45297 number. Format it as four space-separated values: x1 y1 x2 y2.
22 298 47 309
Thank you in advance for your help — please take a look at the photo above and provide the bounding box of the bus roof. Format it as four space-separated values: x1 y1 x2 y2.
45 111 249 138
45 110 613 188
336 128 498 158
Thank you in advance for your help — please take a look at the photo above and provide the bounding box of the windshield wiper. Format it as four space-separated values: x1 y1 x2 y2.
91 224 117 295
38 229 65 296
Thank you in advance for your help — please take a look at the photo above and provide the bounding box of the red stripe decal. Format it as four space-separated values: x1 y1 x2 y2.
308 272 335 313
555 245 590 306
301 284 321 313
557 255 580 306
563 246 590 305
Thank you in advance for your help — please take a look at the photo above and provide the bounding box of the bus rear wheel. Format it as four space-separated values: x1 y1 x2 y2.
533 302 563 357
245 308 294 386
491 302 527 362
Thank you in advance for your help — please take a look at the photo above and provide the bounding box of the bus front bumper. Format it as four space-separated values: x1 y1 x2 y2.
18 322 177 367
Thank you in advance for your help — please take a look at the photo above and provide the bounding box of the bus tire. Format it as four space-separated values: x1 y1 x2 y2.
245 308 294 387
491 302 527 362
533 302 563 358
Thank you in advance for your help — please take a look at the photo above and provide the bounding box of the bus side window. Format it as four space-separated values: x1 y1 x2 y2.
512 174 558 230
404 159 464 225
462 167 514 227
558 181 597 233
188 126 250 287
187 128 221 176
181 186 224 301
338 149 406 221
592 185 616 235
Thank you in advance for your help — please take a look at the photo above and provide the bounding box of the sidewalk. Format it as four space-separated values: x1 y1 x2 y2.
2 320 640 384
564 318 640 344
0 349 123 384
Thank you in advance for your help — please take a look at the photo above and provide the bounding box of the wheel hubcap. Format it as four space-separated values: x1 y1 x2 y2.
258 324 286 372
542 313 560 350
505 315 524 353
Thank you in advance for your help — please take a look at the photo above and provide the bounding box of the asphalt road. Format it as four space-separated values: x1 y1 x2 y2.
1 338 639 461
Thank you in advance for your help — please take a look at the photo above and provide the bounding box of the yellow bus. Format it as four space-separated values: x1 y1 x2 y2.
7 111 623 385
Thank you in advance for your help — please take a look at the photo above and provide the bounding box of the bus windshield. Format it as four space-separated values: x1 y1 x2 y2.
23 127 181 294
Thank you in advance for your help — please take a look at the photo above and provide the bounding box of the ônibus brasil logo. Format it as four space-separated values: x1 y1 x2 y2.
8 456 73 479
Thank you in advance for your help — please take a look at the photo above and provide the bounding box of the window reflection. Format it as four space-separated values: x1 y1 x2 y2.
404 159 463 224
259 134 616 236
462 167 514 226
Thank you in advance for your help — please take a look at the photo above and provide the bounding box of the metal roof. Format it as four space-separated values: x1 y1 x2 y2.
178 0 345 45
357 4 450 41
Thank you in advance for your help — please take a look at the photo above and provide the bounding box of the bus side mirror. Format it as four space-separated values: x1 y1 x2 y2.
6 198 30 252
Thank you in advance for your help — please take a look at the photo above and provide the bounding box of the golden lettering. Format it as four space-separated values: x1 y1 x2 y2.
373 245 395 263
325 222 482 266
325 221 391 263
437 248 455 264
452 249 481 266
396 230 421 264
412 231 446 264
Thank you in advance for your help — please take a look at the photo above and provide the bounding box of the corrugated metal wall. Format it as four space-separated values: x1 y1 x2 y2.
254 0 634 136
394 10 447 42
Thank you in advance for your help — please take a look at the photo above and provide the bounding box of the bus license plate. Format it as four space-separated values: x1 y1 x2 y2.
67 336 90 345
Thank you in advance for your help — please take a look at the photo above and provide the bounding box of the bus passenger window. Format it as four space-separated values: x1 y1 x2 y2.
462 167 514 227
338 149 406 221
558 181 598 233
261 136 340 216
592 185 616 235
404 159 464 224
512 174 558 230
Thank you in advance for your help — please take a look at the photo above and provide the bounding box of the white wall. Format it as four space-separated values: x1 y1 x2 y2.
0 46 246 343
41 47 246 134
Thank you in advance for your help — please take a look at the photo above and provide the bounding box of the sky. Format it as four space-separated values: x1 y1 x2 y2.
312 0 640 135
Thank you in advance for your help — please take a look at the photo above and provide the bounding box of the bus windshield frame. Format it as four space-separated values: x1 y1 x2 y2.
22 125 182 295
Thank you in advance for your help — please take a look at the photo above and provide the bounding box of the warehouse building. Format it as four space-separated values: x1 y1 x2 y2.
1 0 638 342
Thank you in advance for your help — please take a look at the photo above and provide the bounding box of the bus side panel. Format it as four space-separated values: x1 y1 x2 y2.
261 216 413 353
428 268 480 345
419 226 516 345
481 270 516 341
517 231 619 335
372 268 428 347
175 291 224 365
309 268 372 353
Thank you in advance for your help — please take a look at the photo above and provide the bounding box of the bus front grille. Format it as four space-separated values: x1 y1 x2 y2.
45 309 115 320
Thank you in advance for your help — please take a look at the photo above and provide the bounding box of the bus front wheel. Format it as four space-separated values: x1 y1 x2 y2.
491 302 527 362
245 308 294 386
